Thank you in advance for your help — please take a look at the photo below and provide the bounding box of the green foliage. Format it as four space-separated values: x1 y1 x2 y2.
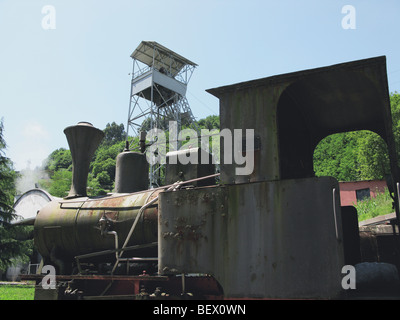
88 127 126 192
314 132 360 181
0 225 33 271
87 173 106 196
357 131 389 180
0 118 33 270
43 148 72 175
89 140 126 194
96 171 111 186
0 284 35 300
0 121 18 220
390 93 400 158
41 169 72 198
102 122 126 147
355 188 393 221
197 115 220 130
313 130 390 182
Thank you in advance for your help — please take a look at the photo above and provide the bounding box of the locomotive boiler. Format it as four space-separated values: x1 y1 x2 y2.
25 56 400 300
34 122 160 275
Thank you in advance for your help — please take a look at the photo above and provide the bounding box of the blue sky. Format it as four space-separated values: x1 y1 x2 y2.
1 0 400 170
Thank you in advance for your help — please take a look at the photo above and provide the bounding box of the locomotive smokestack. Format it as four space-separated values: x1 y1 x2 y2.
63 122 104 199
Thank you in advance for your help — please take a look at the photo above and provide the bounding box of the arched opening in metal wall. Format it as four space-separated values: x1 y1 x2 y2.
276 65 400 268
276 68 389 181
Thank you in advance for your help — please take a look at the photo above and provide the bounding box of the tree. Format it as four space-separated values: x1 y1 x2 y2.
90 140 126 192
314 132 360 181
357 131 389 180
102 122 126 146
43 148 72 175
390 92 400 157
46 169 72 198
197 115 220 130
0 120 16 221
0 119 33 270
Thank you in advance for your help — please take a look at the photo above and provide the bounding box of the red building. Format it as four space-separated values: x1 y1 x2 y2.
339 179 387 206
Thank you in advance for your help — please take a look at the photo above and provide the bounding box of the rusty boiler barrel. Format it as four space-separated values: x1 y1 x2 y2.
33 189 160 263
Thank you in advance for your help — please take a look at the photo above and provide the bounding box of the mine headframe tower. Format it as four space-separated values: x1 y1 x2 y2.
126 41 198 187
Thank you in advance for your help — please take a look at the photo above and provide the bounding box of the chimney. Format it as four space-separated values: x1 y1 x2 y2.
63 122 104 199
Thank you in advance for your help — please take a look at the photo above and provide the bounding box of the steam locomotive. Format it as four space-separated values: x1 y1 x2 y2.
23 56 400 300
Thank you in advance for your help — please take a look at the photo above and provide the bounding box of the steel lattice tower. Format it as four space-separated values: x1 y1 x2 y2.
126 41 198 187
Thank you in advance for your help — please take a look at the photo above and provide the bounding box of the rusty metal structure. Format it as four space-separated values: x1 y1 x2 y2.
22 56 400 299
126 41 199 187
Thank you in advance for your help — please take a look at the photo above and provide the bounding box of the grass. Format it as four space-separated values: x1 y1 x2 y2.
0 284 35 300
354 188 394 221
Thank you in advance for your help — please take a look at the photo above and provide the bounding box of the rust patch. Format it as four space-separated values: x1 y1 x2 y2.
104 211 119 221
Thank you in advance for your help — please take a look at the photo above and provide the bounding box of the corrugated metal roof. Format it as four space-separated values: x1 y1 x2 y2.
130 41 197 77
